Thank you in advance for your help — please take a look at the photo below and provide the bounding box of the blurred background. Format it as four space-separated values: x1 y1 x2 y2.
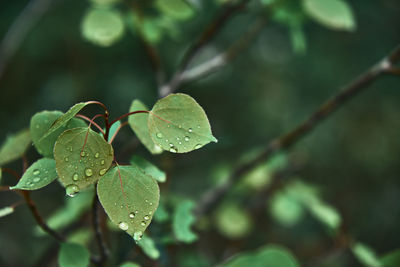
1 0 400 266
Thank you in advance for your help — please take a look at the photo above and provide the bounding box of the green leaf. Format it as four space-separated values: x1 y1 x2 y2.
10 158 58 190
290 25 307 55
156 0 194 21
0 129 31 167
90 0 121 6
97 165 160 239
351 242 382 267
215 202 253 239
381 249 400 267
302 0 356 31
128 99 162 155
173 200 197 243
40 103 87 142
31 111 86 158
67 229 92 246
137 235 160 260
54 127 114 193
58 243 90 267
130 155 166 183
82 7 125 47
153 201 169 223
119 262 141 267
108 120 121 142
148 93 217 153
308 201 341 230
270 191 304 227
219 245 299 267
0 206 14 218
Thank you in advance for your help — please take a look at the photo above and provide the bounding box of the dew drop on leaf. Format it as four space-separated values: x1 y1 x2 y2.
66 184 80 197
99 168 107 176
156 133 163 138
144 216 149 220
134 231 143 241
184 136 190 141
129 212 135 219
33 177 41 183
72 173 79 181
85 168 93 177
119 222 129 231
95 152 99 158
33 169 40 175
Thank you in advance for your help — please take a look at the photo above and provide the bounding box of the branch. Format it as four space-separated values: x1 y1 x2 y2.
195 44 400 217
0 0 53 80
92 185 109 266
159 0 251 97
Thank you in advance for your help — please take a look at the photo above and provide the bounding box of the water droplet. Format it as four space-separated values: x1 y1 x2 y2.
194 144 202 149
156 133 163 138
99 169 107 176
118 222 129 231
144 215 149 220
133 231 142 241
169 147 177 153
33 169 40 175
176 137 180 141
169 143 174 147
184 136 190 142
80 151 86 157
85 168 93 177
188 128 193 133
101 160 105 165
64 157 69 162
179 142 182 145
129 212 135 219
149 202 153 206
178 125 182 129
35 124 40 129
145 199 148 203
33 177 41 183
72 173 79 181
140 221 146 226
148 211 153 215
95 152 99 158
69 146 73 152
66 184 80 197
135 210 139 214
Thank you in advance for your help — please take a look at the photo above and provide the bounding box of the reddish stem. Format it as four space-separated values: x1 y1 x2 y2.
76 114 105 135
85 100 109 114
110 110 150 126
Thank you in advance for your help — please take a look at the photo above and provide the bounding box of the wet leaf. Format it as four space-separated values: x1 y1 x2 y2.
54 127 114 192
128 99 162 155
0 129 31 167
130 155 166 183
148 93 217 153
58 243 90 267
303 0 356 31
10 158 58 190
97 165 160 238
40 103 87 142
31 111 86 158
173 200 197 243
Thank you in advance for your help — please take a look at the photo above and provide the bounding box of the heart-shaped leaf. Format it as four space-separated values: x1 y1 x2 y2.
0 129 31 167
128 100 162 155
97 165 159 239
54 127 114 194
10 158 58 190
148 93 217 153
40 102 87 142
31 111 86 158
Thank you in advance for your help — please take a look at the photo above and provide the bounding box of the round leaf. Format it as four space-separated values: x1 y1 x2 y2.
54 127 114 192
58 243 90 267
10 158 58 190
148 93 217 153
97 165 159 238
31 111 86 158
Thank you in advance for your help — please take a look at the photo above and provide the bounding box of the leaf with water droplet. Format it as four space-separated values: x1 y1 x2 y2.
97 165 159 237
58 242 90 267
136 234 160 260
128 99 162 155
0 206 14 218
148 93 217 153
10 158 58 190
54 127 114 190
173 199 197 243
40 102 88 142
30 111 86 158
0 128 31 167
130 155 166 183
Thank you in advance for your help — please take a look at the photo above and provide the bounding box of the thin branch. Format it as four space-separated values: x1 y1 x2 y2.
0 0 53 80
159 0 251 97
92 184 109 266
194 44 400 217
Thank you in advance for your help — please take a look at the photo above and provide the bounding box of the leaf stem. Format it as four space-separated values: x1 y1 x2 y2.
75 114 105 135
109 110 149 126
108 121 128 144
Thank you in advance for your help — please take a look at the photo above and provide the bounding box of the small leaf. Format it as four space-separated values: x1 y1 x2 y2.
31 111 86 158
10 158 58 190
215 202 253 239
351 242 382 267
130 155 166 183
128 100 162 155
303 0 356 31
82 8 125 47
67 229 92 246
58 243 90 267
0 129 31 167
108 120 121 142
137 235 160 260
270 191 304 227
40 103 87 142
119 262 141 267
0 206 14 218
220 245 299 267
148 93 217 153
97 165 160 238
54 127 114 192
156 0 194 21
381 248 400 267
153 201 169 223
173 200 197 243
